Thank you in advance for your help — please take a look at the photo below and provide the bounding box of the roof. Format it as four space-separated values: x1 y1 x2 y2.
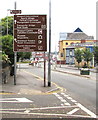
66 32 94 40
74 27 83 32
59 28 94 40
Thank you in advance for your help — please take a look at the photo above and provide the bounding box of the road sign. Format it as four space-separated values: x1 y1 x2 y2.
10 10 22 14
14 15 47 52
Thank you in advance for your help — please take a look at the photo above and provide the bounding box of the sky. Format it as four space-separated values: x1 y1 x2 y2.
0 0 97 52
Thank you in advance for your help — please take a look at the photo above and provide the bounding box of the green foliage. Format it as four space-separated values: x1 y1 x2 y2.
82 48 93 67
93 46 98 65
2 35 14 64
74 48 93 68
1 16 32 64
2 52 11 63
74 48 83 65
0 16 13 36
17 52 32 61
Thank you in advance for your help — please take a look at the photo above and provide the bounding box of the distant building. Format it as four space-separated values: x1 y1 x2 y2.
59 27 95 62
66 41 97 67
59 32 67 40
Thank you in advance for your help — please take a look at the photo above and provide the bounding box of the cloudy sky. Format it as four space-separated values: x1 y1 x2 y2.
0 0 97 52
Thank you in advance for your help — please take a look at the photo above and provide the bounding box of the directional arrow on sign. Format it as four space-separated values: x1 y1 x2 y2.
38 40 42 44
14 38 17 42
14 20 17 24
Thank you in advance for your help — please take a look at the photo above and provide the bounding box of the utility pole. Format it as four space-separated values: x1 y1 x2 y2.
14 1 17 85
7 9 10 35
96 1 98 41
48 0 51 87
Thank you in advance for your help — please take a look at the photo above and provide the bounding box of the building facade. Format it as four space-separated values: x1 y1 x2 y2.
59 28 95 62
65 42 97 67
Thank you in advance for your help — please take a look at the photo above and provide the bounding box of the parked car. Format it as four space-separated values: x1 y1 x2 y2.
29 60 38 65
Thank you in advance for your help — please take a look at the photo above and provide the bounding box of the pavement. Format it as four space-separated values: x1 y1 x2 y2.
51 64 97 81
1 68 63 95
1 63 97 94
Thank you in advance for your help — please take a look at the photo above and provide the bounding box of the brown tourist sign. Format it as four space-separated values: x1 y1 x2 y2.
14 15 47 52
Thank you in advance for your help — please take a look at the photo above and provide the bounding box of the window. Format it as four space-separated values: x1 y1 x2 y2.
61 53 63 57
70 50 72 56
66 42 68 45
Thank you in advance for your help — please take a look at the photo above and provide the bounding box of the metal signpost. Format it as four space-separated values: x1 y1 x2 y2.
10 2 47 86
10 2 22 85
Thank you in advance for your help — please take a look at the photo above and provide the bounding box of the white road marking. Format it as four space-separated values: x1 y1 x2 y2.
61 93 65 95
67 97 72 100
24 109 30 113
61 99 67 103
61 93 68 97
53 93 71 106
0 105 78 111
60 93 77 104
0 98 33 103
61 104 64 106
0 111 94 118
53 93 97 118
64 103 71 106
71 99 77 103
53 93 60 97
58 97 64 100
76 103 96 118
67 108 79 115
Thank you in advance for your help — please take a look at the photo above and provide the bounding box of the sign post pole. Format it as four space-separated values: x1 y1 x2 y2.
14 1 17 85
44 52 46 87
48 0 51 87
14 52 17 85
10 2 22 85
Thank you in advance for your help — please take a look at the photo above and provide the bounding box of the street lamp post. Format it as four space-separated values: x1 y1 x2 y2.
48 0 51 87
7 9 10 35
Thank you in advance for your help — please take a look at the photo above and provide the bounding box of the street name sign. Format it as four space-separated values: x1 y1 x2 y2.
14 15 47 52
10 10 22 14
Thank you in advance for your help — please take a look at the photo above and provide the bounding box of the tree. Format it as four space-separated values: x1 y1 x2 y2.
17 52 32 61
82 48 93 68
1 16 32 63
93 46 98 66
0 16 13 36
2 35 14 64
74 48 83 69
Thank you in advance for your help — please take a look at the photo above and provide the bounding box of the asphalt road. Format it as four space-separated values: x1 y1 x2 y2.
19 63 96 114
1 63 96 119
